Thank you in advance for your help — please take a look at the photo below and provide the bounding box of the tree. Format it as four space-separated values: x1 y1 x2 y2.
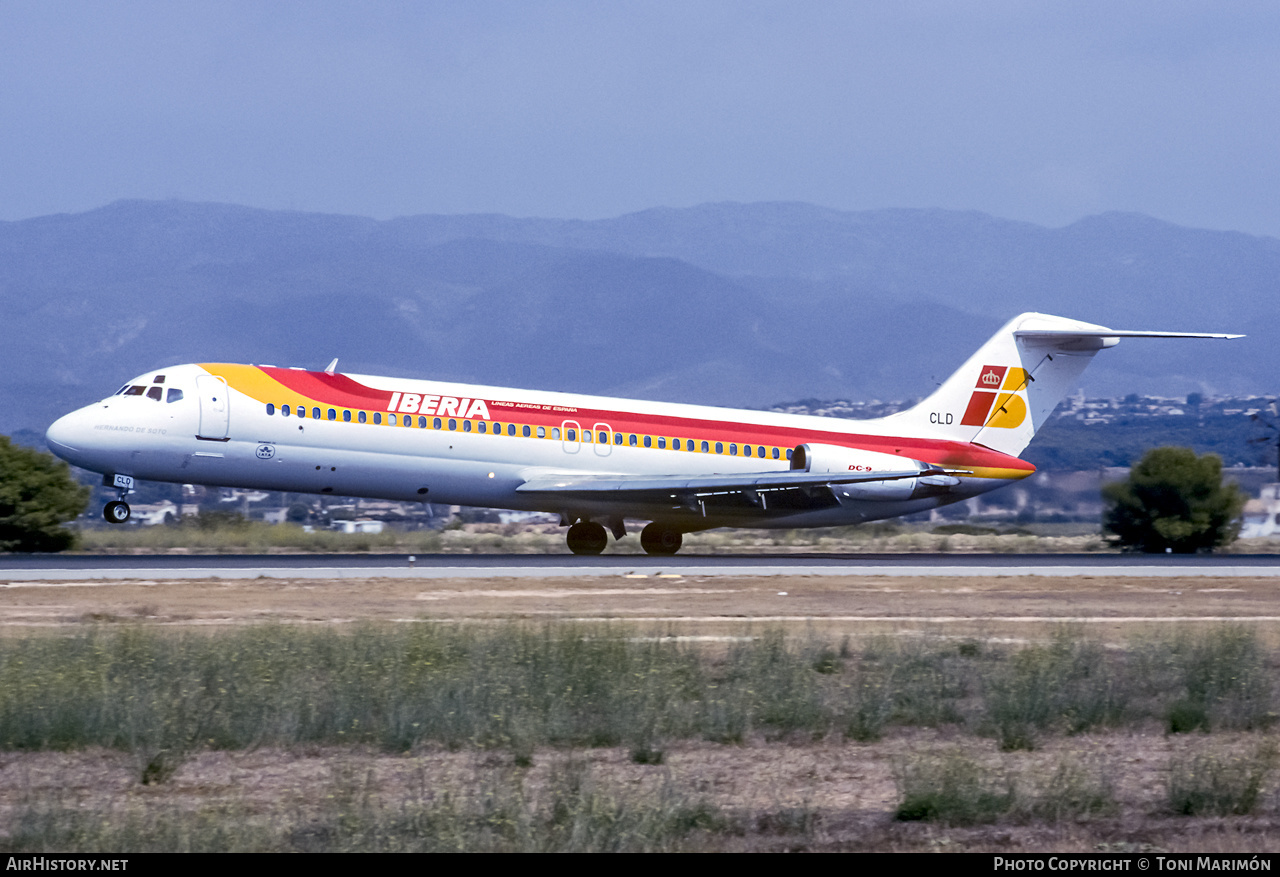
1102 447 1246 553
0 436 90 552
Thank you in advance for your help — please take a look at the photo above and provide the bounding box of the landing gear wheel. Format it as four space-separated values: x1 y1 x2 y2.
566 521 608 555
640 523 682 556
104 501 131 524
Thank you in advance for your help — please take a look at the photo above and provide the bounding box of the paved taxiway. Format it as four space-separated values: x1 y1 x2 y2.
2 553 1279 581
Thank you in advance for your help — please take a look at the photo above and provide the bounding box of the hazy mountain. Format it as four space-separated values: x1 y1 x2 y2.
1 200 1272 435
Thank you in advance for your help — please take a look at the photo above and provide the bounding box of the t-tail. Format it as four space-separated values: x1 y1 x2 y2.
882 313 1242 459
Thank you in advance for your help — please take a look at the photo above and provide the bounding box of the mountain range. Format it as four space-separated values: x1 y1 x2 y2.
1 199 1274 435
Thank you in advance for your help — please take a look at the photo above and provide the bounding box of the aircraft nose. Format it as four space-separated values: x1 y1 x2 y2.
45 412 84 462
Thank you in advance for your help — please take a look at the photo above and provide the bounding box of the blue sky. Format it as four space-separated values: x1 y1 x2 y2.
3 1 1278 235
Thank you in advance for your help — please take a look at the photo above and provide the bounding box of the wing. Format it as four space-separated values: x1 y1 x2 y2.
516 462 969 512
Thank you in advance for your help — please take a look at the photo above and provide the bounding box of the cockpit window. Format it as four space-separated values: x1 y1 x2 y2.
146 386 163 402
166 389 184 403
124 386 146 396
115 385 129 396
153 375 165 384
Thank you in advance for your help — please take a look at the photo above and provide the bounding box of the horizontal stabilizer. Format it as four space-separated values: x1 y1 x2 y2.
1015 329 1242 339
1016 328 1243 349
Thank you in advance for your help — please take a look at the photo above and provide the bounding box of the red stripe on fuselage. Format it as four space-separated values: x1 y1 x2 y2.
252 369 1034 474
263 368 395 411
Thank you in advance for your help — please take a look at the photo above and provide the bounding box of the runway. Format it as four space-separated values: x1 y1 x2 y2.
1 553 1278 639
2 552 1280 581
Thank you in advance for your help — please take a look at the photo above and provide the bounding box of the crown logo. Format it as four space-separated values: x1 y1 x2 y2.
981 369 1001 387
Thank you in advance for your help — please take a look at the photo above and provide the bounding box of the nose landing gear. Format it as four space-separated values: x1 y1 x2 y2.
102 474 135 524
103 500 131 524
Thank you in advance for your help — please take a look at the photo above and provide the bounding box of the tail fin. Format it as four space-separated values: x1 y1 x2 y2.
884 313 1241 458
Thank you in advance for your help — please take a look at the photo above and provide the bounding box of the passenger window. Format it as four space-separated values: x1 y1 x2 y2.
522 425 531 437
508 424 516 436
538 426 546 438
786 449 793 460
328 409 336 421
772 447 779 459
567 428 576 441
375 413 383 425
743 445 751 457
463 420 471 432
387 414 394 425
448 419 456 430
492 422 501 434
281 404 290 416
419 416 428 428
166 389 184 404
266 403 275 415
358 411 367 423
629 435 637 446
477 421 486 434
672 439 681 450
701 441 709 453
343 410 352 422
715 442 723 454
614 433 622 445
758 446 765 458
730 444 737 455
314 408 322 419
599 431 608 444
584 431 592 443
643 436 651 448
657 437 666 449
433 417 442 429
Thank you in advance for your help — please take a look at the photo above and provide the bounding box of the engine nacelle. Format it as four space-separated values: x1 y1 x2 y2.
790 443 927 502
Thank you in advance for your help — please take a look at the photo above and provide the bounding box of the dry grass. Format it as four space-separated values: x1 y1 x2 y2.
1 573 1278 852
2 734 1278 852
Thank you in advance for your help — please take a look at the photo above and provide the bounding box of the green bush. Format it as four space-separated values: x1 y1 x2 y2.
983 630 1126 750
1103 447 1246 553
0 436 89 552
1022 758 1118 822
1144 626 1275 733
1167 744 1276 816
894 751 1016 825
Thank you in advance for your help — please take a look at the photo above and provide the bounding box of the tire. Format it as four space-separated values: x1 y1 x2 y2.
640 523 682 555
103 501 131 524
566 521 608 555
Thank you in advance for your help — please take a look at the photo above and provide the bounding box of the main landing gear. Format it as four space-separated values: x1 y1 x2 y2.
565 521 608 555
103 500 131 524
563 520 684 555
639 523 682 556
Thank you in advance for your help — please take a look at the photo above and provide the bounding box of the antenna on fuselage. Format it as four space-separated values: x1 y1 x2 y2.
324 358 338 374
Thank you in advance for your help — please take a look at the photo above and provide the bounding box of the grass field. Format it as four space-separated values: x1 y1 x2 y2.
1 621 1277 851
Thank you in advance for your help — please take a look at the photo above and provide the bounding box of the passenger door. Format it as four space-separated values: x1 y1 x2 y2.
196 374 230 440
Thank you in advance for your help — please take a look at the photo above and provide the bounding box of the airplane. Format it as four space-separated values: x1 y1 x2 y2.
44 313 1240 555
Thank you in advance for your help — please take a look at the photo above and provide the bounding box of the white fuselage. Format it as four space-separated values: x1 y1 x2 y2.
46 362 1027 530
